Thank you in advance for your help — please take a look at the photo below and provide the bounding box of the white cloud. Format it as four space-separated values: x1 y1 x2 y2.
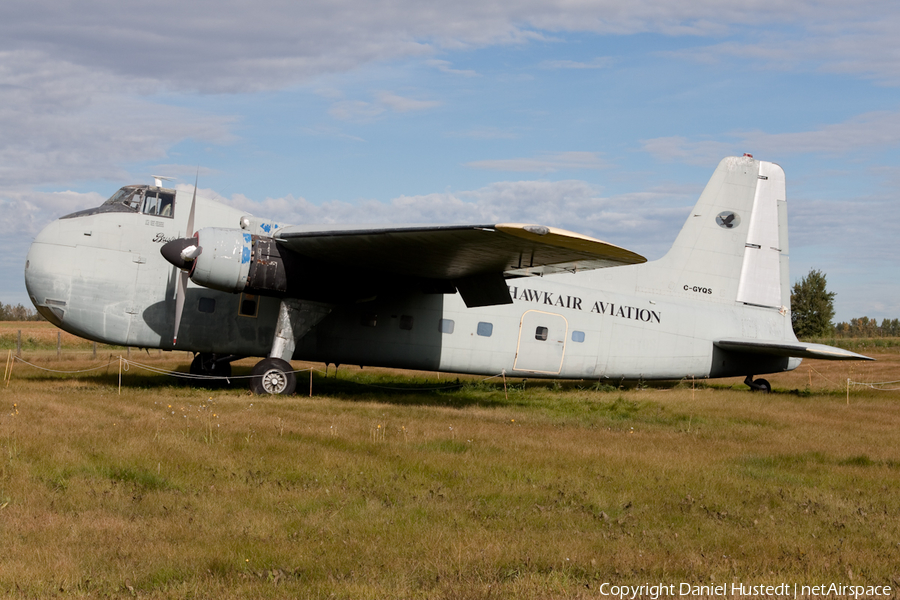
375 92 441 113
669 18 900 86
328 91 440 121
466 152 609 173
217 178 690 258
0 50 235 188
5 1 899 94
642 110 900 164
537 57 614 69
448 127 519 140
427 59 480 77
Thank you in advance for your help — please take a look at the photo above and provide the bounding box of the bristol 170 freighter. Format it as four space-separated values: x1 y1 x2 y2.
24 155 870 394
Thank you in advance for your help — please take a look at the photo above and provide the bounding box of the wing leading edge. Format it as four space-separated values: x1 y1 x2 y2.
714 339 874 361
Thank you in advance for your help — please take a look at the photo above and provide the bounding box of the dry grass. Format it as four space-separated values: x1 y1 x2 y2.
0 328 899 598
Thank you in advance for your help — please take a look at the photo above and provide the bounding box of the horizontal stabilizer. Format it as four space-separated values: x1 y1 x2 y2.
715 339 873 361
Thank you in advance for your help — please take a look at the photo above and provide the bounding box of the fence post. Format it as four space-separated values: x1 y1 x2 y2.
16 330 21 358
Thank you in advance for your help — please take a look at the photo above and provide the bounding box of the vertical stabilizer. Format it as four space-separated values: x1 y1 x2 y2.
645 156 787 310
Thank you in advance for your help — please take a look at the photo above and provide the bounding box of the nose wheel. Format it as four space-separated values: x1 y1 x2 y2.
250 357 296 395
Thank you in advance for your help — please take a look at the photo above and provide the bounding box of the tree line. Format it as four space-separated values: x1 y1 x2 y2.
791 269 898 339
0 302 43 321
833 317 900 338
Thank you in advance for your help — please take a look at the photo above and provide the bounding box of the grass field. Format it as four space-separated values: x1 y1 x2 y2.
1 322 899 598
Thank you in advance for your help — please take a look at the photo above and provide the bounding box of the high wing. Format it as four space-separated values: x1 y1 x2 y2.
714 339 874 361
274 222 646 307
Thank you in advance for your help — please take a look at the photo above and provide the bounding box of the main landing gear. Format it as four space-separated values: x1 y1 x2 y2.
744 375 771 393
249 298 332 396
250 358 296 395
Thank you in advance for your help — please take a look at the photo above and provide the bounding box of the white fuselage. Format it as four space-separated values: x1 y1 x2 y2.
24 187 797 381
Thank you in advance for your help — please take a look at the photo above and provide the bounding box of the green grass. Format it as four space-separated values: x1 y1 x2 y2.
0 355 899 598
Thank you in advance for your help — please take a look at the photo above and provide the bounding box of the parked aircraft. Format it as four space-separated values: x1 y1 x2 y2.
24 155 871 394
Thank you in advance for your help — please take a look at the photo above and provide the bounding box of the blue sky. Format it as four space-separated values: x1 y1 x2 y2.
1 1 898 322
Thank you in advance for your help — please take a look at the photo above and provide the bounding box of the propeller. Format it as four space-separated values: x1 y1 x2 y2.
161 174 199 345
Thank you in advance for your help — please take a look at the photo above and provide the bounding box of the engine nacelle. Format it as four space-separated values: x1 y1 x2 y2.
190 228 253 293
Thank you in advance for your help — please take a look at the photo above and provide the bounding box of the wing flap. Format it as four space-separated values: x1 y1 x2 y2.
274 223 645 280
715 339 873 361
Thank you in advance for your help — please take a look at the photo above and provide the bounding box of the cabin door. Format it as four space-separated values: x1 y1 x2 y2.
513 310 568 374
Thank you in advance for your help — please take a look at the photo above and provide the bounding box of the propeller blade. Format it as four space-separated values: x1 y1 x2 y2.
172 174 199 345
186 172 197 237
173 271 188 344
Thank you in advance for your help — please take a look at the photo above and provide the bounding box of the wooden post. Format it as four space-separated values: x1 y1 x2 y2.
57 331 61 359
16 330 21 358
309 369 313 398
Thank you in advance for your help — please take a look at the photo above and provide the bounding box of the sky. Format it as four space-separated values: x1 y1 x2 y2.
1 0 898 323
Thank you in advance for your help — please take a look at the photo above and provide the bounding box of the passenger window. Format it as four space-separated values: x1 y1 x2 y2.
535 326 548 341
477 322 493 337
572 331 585 343
439 319 455 334
399 315 414 330
239 293 258 317
198 297 216 314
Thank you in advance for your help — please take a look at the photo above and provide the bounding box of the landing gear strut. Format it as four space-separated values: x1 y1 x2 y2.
250 298 331 395
189 353 233 380
744 375 771 393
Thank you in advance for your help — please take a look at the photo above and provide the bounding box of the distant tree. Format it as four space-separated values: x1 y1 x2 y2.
832 317 899 338
0 301 43 322
882 318 900 337
790 269 836 338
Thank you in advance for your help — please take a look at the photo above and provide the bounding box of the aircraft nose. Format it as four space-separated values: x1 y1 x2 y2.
25 219 74 325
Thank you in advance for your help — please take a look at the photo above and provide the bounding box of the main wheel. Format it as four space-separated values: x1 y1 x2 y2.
753 378 771 393
744 375 772 393
250 358 296 395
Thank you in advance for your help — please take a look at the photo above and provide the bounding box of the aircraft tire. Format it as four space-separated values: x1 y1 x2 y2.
750 378 771 393
250 358 296 395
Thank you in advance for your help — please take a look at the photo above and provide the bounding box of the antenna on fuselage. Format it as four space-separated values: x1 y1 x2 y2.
152 175 176 188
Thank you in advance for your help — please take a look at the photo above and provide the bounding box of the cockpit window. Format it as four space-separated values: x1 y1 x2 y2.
142 190 175 217
103 187 143 211
102 185 175 218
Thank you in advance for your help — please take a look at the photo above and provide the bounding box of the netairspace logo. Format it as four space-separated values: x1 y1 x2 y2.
598 582 893 599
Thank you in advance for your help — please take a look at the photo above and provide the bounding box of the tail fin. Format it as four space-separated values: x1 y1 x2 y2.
648 155 789 310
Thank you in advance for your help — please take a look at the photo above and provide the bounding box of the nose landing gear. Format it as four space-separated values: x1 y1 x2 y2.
189 353 234 381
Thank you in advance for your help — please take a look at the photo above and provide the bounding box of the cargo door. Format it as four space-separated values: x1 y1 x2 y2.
513 310 567 374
